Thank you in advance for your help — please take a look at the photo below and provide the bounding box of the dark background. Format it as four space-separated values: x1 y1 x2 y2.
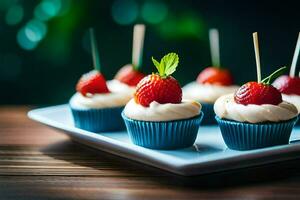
0 0 299 105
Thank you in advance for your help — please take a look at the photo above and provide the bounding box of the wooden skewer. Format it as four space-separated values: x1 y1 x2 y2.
132 24 146 69
253 32 261 82
89 28 101 72
209 29 220 67
290 32 300 77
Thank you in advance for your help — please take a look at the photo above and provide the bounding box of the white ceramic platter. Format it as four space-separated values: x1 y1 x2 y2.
28 104 300 176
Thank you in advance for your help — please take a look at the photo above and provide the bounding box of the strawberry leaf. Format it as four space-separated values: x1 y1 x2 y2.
261 66 287 85
151 53 179 77
164 53 179 76
152 57 161 75
151 57 159 71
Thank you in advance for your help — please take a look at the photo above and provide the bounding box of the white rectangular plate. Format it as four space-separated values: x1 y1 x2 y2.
28 104 300 176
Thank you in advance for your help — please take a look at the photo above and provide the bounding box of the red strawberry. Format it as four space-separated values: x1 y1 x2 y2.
134 53 182 107
197 67 233 86
76 70 110 96
135 74 182 106
114 64 145 86
234 67 286 105
273 75 300 95
234 82 282 105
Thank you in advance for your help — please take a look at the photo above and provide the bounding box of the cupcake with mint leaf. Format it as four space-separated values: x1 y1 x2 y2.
122 53 203 150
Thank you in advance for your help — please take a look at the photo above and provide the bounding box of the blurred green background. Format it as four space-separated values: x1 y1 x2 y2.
0 0 299 105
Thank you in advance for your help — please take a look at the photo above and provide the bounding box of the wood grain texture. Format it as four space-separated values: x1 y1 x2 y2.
1 106 300 199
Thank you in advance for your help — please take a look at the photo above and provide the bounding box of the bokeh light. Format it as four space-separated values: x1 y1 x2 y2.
25 20 47 42
111 0 138 25
141 0 168 24
17 20 47 50
34 0 62 21
17 28 38 50
5 4 24 25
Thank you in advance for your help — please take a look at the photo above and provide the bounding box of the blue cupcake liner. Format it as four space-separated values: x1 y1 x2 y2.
122 112 204 150
215 116 298 150
200 102 216 125
297 115 300 126
70 105 125 132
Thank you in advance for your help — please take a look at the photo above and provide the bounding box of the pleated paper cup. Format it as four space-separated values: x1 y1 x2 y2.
215 116 298 150
122 112 204 150
70 105 125 132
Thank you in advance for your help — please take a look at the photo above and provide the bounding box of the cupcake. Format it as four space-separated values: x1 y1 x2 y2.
70 29 130 132
70 70 131 132
215 90 298 150
214 33 298 150
107 24 146 95
183 29 238 124
122 53 203 149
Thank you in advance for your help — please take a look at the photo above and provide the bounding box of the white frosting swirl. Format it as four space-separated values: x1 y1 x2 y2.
107 79 135 95
282 94 300 113
183 82 239 103
70 92 131 109
214 94 298 123
124 99 201 121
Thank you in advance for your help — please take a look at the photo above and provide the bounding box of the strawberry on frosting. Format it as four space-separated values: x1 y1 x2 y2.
215 32 298 123
76 70 110 97
273 75 300 113
214 67 298 123
75 28 111 97
114 64 145 87
234 67 286 106
183 29 238 104
134 53 182 107
273 75 300 96
70 28 133 111
197 66 234 86
183 66 238 104
234 82 282 105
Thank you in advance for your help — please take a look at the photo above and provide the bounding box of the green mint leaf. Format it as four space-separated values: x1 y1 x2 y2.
151 53 179 77
261 66 287 85
163 53 179 76
151 57 162 75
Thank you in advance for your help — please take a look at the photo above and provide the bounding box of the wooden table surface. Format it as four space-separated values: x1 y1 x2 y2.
1 107 300 200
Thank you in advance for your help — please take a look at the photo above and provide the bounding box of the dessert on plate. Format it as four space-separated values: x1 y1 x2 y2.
273 32 300 117
108 24 146 95
183 29 239 124
70 29 130 132
214 33 298 150
122 53 203 149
